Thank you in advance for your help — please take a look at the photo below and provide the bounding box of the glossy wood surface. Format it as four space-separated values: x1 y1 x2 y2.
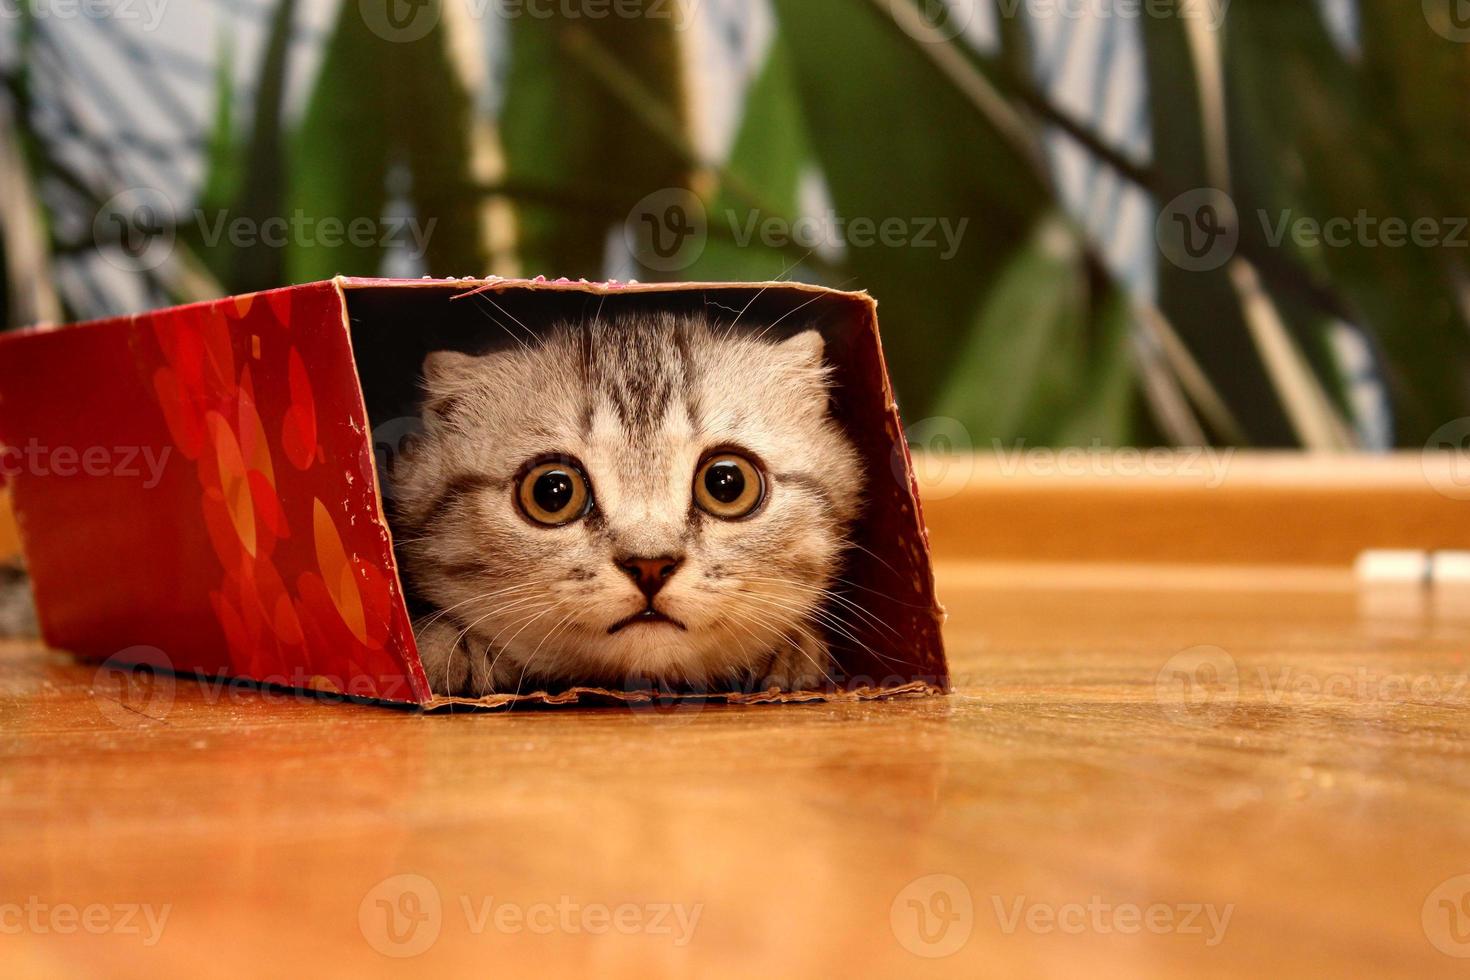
4 561 1470 978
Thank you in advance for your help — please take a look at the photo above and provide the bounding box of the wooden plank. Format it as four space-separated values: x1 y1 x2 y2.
919 451 1470 566
2 562 1468 976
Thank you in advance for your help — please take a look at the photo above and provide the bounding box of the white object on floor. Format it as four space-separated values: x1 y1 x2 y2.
1354 550 1431 585
1429 551 1470 584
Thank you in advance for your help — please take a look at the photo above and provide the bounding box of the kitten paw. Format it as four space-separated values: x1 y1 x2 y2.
757 632 833 693
416 619 519 697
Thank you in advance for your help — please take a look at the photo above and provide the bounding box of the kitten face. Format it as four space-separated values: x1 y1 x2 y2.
390 310 864 696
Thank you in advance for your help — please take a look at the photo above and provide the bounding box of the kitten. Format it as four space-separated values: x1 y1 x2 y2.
389 308 864 697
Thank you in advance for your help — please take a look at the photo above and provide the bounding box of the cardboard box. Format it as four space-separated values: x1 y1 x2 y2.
0 277 946 708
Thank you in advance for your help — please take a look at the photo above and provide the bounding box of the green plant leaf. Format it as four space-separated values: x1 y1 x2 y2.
288 0 488 284
679 34 819 282
226 0 295 292
1224 0 1470 442
769 0 1053 424
499 4 693 279
932 212 1138 444
1139 8 1300 445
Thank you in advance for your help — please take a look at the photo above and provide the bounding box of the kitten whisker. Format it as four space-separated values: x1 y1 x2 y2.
723 604 837 689
485 598 566 686
472 293 537 354
753 288 828 346
843 541 912 587
442 594 551 676
736 576 903 640
510 605 581 705
827 573 935 611
735 589 919 672
412 583 539 635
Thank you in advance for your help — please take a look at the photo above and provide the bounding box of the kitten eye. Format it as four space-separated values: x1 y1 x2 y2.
517 459 592 526
694 452 765 519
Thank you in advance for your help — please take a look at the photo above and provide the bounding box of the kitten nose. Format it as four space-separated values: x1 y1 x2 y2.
616 554 684 600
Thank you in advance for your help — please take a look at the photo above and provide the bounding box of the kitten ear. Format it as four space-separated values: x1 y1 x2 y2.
777 329 826 369
420 350 487 419
421 350 482 392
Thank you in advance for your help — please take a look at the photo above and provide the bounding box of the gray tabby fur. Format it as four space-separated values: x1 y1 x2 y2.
389 309 863 697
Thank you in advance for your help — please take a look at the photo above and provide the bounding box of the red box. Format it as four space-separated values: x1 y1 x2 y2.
0 278 946 708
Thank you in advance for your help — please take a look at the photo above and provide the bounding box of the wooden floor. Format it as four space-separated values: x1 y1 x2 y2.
4 560 1470 977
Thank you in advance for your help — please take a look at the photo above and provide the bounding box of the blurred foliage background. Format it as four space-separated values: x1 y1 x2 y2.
0 0 1466 449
